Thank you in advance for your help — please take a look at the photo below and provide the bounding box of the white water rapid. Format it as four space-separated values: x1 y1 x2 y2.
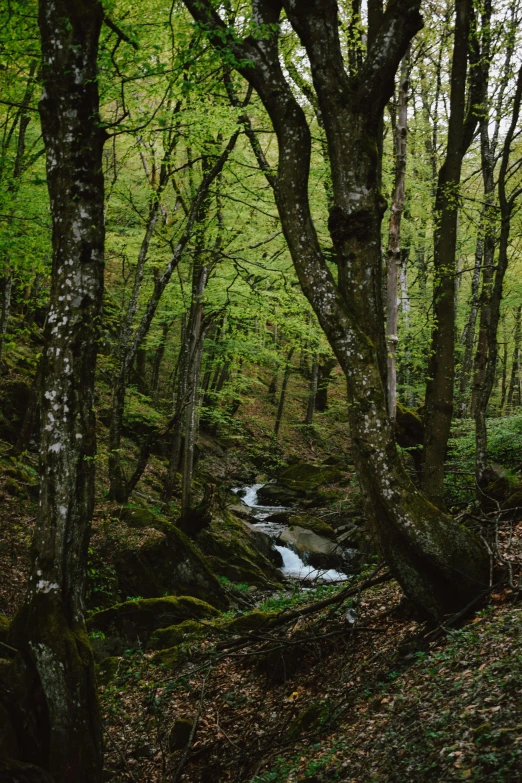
233 483 348 584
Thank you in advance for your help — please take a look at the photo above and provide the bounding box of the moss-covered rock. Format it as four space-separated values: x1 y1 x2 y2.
146 619 207 651
112 524 228 608
501 486 522 516
278 463 343 492
151 646 188 669
96 656 121 686
223 610 277 633
287 515 336 541
120 506 173 534
169 717 193 751
196 514 283 589
88 595 219 658
256 483 299 506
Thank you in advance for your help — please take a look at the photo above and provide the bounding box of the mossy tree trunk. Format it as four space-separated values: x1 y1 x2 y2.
9 1 106 780
185 0 489 619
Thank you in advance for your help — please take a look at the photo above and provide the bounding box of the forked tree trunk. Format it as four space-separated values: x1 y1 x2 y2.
186 0 489 619
8 1 105 780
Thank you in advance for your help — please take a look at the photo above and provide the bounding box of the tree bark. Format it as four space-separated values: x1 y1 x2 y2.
423 0 479 508
185 0 489 619
507 306 522 410
304 355 319 425
274 346 294 438
8 1 105 780
386 51 409 421
315 357 336 412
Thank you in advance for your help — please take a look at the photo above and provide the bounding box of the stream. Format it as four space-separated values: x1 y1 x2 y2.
233 483 348 584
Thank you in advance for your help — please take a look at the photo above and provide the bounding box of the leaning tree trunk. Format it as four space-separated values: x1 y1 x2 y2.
8 1 105 780
185 0 489 619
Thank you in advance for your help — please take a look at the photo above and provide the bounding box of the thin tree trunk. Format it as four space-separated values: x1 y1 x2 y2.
458 219 484 416
8 2 106 779
315 357 336 412
304 355 319 424
151 320 170 403
386 51 409 421
24 272 44 328
507 306 522 410
274 347 294 438
0 271 13 367
423 0 480 508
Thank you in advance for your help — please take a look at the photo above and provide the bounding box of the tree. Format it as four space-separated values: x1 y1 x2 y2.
183 0 489 619
6 1 105 779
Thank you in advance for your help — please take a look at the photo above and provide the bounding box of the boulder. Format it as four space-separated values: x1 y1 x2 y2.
96 656 121 686
480 464 517 510
278 463 343 493
287 515 336 541
169 718 193 751
88 595 219 658
227 504 254 522
501 486 522 518
147 619 207 651
279 525 343 571
196 514 283 588
112 524 228 608
256 483 298 506
120 506 173 534
223 610 278 634
242 522 283 567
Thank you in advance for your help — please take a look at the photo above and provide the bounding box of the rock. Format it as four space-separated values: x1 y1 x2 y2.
278 463 343 493
151 646 188 668
227 504 254 522
279 525 342 571
169 717 193 751
96 656 121 686
242 522 283 567
480 464 516 510
256 483 298 506
88 595 219 658
196 513 283 588
287 515 336 541
146 619 207 651
336 524 360 546
0 759 55 783
501 486 522 517
287 700 330 738
264 510 292 523
224 610 277 633
120 506 173 534
0 700 19 762
112 524 228 608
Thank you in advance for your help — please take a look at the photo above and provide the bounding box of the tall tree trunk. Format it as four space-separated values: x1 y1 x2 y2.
472 59 522 485
0 271 13 367
507 306 522 410
386 51 409 421
8 2 105 779
186 0 489 619
304 355 319 424
274 346 294 437
458 221 484 416
423 0 479 508
151 319 170 403
315 357 337 412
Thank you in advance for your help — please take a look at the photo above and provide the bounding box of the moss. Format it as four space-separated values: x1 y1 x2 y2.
288 515 336 540
5 477 23 497
151 645 188 669
223 610 277 633
96 656 120 686
112 524 228 609
88 595 219 645
146 620 207 651
278 463 343 492
169 717 193 751
120 506 173 534
196 514 283 589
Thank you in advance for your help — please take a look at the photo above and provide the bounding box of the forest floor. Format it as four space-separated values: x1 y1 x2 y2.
2 346 522 781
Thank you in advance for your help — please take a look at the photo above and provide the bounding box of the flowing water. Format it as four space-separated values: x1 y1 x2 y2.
233 483 348 583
